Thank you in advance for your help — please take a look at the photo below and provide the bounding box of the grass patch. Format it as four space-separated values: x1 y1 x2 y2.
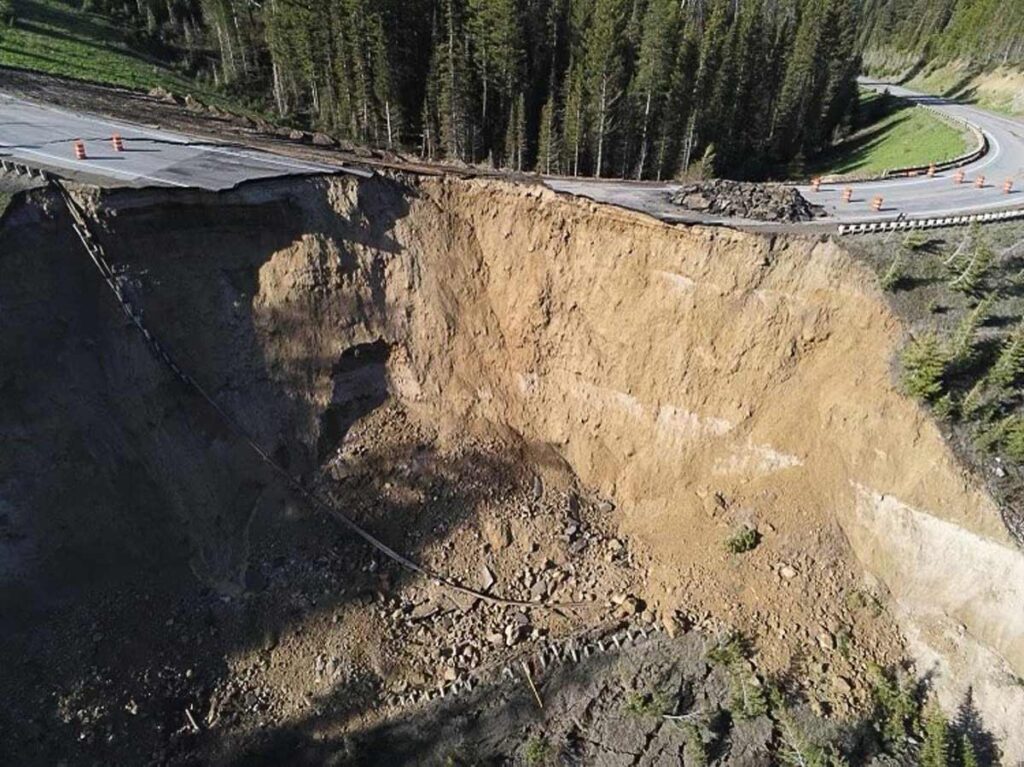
909 62 1024 118
724 525 760 554
0 0 215 97
808 89 970 178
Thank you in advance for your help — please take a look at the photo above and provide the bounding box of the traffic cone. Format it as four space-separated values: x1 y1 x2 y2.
73 139 87 160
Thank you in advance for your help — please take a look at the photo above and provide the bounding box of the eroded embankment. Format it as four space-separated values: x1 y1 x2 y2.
1 174 1022 757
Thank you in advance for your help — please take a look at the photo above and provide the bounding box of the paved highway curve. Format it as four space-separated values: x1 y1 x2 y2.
545 81 1024 229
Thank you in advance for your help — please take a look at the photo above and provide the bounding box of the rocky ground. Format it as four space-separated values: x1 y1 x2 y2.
1 402 650 765
670 180 824 222
0 399 914 766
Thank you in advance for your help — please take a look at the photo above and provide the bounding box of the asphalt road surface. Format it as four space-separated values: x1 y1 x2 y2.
0 92 363 190
2 80 1021 224
546 81 1024 227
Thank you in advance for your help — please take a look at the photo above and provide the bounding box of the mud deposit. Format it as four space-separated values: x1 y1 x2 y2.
1 174 1021 764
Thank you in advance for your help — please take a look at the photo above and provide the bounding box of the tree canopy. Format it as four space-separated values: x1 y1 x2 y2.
87 0 864 180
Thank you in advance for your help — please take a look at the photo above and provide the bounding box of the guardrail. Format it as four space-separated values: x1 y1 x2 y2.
0 157 52 181
837 208 1024 235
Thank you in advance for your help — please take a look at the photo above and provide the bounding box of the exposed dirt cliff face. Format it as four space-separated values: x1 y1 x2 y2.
1 174 1021 763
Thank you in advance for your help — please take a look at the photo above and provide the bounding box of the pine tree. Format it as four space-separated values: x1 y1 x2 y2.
947 294 993 371
561 56 587 176
920 699 951 767
901 333 948 402
985 320 1024 395
536 93 560 173
582 0 629 177
961 735 980 767
949 236 994 295
631 0 681 179
152 0 860 179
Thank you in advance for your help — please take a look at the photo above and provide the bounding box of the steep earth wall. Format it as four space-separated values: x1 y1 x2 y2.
1 174 1021 755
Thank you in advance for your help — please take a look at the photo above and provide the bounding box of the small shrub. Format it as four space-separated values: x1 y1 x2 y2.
868 664 920 751
880 251 904 291
625 690 672 717
725 525 761 554
769 686 846 767
845 589 884 616
523 736 552 766
835 627 853 659
682 722 710 767
902 231 927 251
707 633 768 719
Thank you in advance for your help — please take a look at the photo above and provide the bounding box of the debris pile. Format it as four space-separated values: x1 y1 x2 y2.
671 179 823 222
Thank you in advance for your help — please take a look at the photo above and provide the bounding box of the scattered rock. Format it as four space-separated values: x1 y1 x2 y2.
779 564 798 579
312 131 337 147
147 86 179 104
409 601 439 621
479 564 496 592
612 594 644 617
482 518 512 550
532 475 543 501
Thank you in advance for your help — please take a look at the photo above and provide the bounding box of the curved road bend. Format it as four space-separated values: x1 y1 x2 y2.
544 81 1024 228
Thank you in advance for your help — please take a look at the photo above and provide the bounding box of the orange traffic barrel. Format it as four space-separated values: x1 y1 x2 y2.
841 187 853 203
1004 178 1014 195
975 175 986 189
73 139 87 160
810 177 821 192
954 169 965 184
871 196 884 212
111 134 124 152
928 163 936 177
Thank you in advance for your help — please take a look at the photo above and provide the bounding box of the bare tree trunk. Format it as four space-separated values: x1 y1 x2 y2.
636 90 652 180
272 60 286 115
595 77 608 178
681 111 697 174
572 100 582 177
